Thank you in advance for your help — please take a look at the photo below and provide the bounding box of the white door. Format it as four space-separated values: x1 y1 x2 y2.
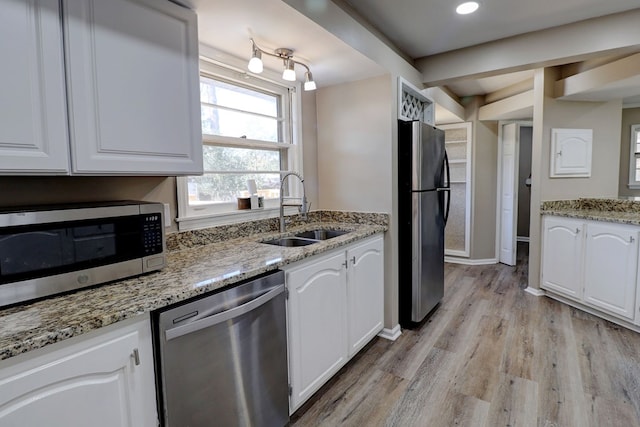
0 328 153 427
347 236 384 358
286 252 348 412
584 223 638 320
541 216 584 301
63 0 202 175
0 0 70 174
499 123 519 265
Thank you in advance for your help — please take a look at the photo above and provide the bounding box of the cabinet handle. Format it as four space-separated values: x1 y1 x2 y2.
630 236 635 243
576 228 580 233
350 256 356 264
132 348 140 366
342 260 348 269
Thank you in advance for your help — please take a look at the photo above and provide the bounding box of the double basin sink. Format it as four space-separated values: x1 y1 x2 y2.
261 229 349 247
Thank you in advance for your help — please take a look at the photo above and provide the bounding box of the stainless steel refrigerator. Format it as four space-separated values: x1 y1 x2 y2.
398 120 450 327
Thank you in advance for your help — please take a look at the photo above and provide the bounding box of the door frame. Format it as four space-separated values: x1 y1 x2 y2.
495 120 533 264
438 122 472 258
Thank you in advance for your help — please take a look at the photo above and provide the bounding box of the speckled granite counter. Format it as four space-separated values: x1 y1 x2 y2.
541 198 640 225
0 211 388 361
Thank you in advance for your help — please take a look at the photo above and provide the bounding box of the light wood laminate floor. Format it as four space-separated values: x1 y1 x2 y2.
290 244 640 427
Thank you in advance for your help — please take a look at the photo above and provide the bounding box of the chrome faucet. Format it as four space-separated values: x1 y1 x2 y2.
279 172 309 233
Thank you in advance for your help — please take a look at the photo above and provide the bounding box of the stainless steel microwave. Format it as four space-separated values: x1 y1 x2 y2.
0 201 166 307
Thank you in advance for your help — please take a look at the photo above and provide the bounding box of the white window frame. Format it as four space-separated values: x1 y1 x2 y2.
628 124 640 189
176 52 304 231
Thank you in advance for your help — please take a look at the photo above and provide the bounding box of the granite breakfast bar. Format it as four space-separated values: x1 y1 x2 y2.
0 211 388 361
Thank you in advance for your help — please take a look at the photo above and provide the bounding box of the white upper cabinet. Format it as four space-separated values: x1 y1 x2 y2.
0 0 203 176
550 128 592 178
0 0 70 174
64 0 203 175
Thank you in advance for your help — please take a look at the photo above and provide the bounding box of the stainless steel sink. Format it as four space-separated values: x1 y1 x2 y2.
294 229 349 240
261 237 318 247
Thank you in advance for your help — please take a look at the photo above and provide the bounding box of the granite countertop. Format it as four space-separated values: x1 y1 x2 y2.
0 211 387 361
541 198 640 225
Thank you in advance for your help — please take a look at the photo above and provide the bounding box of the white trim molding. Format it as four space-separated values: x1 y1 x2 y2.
378 325 402 341
445 257 498 265
525 287 545 297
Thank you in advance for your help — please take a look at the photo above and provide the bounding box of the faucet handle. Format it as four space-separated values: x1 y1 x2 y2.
299 197 310 220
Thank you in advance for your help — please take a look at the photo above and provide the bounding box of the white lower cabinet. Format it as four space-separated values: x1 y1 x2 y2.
584 222 639 320
541 216 584 301
346 237 385 357
285 235 384 413
0 316 157 427
541 216 639 324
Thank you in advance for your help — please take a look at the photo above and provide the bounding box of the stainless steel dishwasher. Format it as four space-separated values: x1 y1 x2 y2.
153 270 289 427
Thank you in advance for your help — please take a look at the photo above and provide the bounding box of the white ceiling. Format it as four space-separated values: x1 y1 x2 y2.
192 0 386 88
342 0 640 59
191 0 640 104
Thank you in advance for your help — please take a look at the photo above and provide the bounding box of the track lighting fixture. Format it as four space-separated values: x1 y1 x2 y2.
247 39 316 91
248 43 263 73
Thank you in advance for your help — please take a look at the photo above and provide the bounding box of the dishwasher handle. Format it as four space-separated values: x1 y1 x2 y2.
165 284 285 341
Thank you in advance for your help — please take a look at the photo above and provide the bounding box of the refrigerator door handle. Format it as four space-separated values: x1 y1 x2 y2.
437 151 451 225
444 188 451 225
444 150 450 189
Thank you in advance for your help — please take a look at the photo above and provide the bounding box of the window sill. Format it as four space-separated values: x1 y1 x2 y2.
176 206 299 231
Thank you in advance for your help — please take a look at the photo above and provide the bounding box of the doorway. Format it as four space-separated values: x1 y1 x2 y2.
497 121 533 266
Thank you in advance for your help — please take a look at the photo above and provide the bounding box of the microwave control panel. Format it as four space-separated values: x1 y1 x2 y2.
142 214 163 255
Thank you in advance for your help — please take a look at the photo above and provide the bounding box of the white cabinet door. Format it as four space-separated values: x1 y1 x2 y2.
286 252 348 412
550 128 592 177
64 0 203 175
0 0 70 174
347 236 384 358
584 223 639 320
541 216 584 301
0 317 157 427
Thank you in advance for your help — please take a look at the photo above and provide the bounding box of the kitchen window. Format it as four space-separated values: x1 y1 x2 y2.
176 60 302 230
628 124 640 189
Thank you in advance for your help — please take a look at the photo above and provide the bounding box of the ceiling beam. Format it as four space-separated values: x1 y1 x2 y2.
424 87 465 121
415 8 640 86
554 53 640 101
478 90 534 121
282 0 423 86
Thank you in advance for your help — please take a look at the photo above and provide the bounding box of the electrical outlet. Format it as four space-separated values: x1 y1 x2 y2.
163 203 171 227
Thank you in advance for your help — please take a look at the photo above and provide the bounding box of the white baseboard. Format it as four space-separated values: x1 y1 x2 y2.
544 290 640 334
378 324 402 341
517 236 530 243
445 257 498 265
524 287 545 296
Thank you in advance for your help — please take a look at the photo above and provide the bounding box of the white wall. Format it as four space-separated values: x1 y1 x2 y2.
618 107 640 197
416 9 640 85
528 67 623 289
462 97 500 260
316 74 399 328
316 76 392 212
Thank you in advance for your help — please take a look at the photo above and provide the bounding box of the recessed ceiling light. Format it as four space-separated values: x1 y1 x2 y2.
456 1 479 14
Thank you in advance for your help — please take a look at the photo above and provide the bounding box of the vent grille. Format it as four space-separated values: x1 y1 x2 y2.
401 91 424 121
